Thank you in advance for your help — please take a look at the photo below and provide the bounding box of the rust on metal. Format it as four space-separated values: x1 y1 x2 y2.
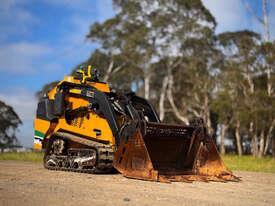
113 122 240 183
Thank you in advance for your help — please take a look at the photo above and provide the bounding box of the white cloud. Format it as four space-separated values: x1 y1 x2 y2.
0 87 37 122
56 0 115 64
0 2 47 74
0 87 37 147
0 0 116 75
58 0 115 53
46 15 94 73
0 0 39 40
0 42 52 73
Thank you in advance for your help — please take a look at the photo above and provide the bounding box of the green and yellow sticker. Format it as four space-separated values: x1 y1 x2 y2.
34 130 45 140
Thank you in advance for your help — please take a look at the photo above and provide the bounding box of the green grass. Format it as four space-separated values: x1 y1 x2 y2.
223 155 275 173
0 151 43 163
0 152 274 173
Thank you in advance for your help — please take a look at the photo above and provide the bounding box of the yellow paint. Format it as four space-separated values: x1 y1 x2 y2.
33 142 42 150
48 86 57 100
78 65 92 84
34 119 51 135
89 82 110 93
52 95 115 145
69 88 82 95
34 66 115 150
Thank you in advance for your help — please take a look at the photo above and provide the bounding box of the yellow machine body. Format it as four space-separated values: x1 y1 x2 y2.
34 73 115 151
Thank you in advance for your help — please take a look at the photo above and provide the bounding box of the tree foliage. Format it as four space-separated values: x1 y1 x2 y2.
0 100 22 150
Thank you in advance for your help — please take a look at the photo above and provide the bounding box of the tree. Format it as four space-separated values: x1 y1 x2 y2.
0 100 22 151
258 42 275 156
217 30 262 156
216 31 275 156
211 90 234 155
169 35 223 134
87 0 217 127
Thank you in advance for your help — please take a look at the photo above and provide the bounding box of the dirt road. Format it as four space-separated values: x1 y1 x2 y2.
0 161 274 206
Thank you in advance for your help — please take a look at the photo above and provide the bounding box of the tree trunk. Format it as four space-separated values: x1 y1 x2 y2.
251 134 259 157
249 122 257 156
103 61 123 82
144 74 150 100
103 60 114 82
235 120 243 156
159 76 168 121
203 95 213 136
262 0 270 42
267 65 272 96
220 124 228 155
167 72 189 124
264 119 275 155
272 137 275 157
258 130 265 157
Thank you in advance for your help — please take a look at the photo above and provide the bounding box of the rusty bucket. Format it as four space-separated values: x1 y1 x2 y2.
113 122 239 183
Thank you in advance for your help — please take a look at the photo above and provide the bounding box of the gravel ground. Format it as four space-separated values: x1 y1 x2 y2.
0 161 275 206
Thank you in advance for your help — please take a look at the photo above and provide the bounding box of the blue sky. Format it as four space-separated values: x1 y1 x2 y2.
0 0 274 147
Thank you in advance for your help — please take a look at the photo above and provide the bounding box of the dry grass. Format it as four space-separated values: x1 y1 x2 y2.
223 155 275 173
0 151 43 162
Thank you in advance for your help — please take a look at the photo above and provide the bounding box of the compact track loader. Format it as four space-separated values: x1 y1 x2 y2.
34 66 239 183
